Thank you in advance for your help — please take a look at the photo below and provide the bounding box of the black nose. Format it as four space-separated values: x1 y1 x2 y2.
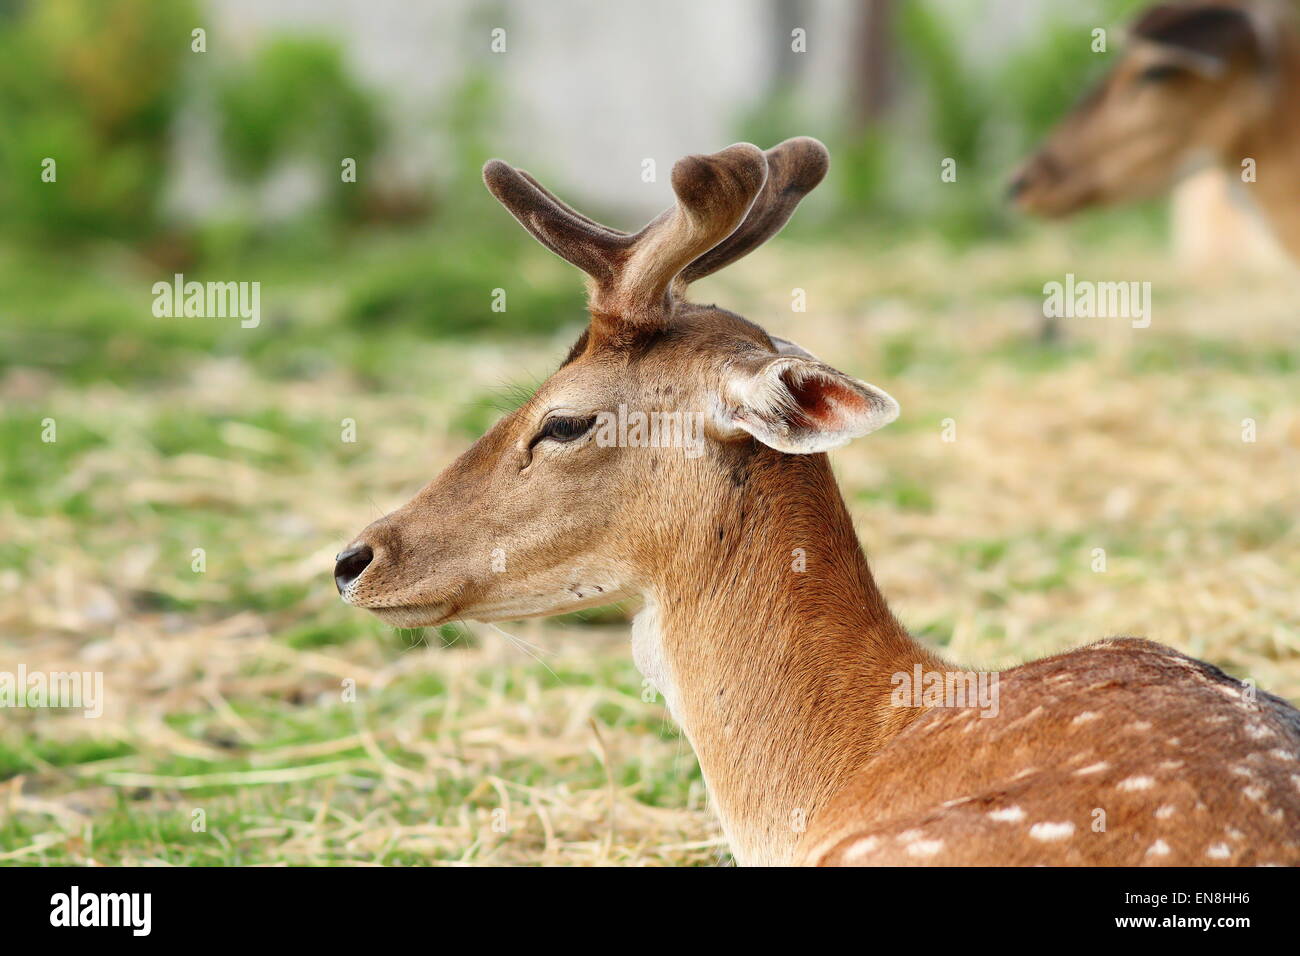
334 545 374 593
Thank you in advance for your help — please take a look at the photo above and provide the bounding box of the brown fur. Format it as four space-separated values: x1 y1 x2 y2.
341 138 1300 866
806 639 1300 865
1010 0 1300 262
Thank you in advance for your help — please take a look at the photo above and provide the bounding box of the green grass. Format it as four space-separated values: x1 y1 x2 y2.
2 223 1298 866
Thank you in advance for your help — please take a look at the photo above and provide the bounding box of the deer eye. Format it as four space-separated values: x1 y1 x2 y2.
1138 63 1184 84
537 415 596 444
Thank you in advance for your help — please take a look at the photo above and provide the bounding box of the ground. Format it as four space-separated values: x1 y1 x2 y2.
1 228 1297 865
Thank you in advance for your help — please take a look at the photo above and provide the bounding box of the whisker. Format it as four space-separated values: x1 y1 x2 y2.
482 622 564 685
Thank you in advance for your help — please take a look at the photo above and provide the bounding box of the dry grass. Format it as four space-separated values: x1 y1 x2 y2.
2 232 1297 865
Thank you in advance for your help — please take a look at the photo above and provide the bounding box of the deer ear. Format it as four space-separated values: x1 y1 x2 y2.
1132 4 1268 73
769 335 817 360
720 355 899 454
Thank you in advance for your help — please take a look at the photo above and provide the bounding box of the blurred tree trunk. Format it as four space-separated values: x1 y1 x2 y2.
849 0 896 131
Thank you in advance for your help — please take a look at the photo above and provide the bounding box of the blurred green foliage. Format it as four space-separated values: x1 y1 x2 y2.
0 2 583 367
996 0 1153 149
0 233 580 391
897 1 992 170
825 0 1157 242
214 36 382 222
0 0 195 239
0 0 1176 370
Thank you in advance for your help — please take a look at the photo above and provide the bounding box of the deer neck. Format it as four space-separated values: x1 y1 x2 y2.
1232 30 1300 258
632 448 944 866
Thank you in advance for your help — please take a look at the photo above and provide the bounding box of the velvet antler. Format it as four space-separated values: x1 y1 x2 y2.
483 137 829 327
676 137 829 290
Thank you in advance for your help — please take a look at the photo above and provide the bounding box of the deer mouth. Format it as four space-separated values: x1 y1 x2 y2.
342 573 471 628
1016 177 1106 218
366 602 456 629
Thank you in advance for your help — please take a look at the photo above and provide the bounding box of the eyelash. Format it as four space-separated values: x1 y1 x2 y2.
537 415 596 444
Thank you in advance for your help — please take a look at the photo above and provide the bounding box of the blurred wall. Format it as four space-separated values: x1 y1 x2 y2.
169 0 1106 221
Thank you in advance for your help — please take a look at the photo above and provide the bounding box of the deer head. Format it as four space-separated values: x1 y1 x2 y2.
1008 1 1287 216
335 138 899 630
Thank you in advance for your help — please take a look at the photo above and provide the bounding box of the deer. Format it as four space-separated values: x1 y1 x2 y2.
1009 0 1300 266
336 137 1300 866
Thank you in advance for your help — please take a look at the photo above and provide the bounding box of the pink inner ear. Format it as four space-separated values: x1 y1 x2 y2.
783 369 867 430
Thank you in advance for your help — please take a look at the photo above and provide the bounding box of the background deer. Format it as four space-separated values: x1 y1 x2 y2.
1010 0 1300 266
337 137 1300 866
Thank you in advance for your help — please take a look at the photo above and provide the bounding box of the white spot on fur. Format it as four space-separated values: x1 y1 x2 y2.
1075 762 1109 775
1146 840 1171 857
1206 843 1232 860
988 806 1026 822
1243 785 1266 802
1154 804 1177 820
1117 775 1155 791
906 839 945 858
1029 822 1075 841
844 837 880 862
1071 711 1099 725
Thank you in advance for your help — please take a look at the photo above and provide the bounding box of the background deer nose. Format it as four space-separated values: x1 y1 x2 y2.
1008 151 1064 201
334 544 374 593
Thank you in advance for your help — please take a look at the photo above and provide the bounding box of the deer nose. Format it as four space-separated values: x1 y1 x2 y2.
334 544 374 593
1008 151 1064 202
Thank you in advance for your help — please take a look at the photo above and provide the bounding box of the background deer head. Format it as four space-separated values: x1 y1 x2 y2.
335 137 899 630
1008 1 1290 216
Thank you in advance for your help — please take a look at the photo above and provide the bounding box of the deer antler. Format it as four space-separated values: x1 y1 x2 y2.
482 159 633 285
675 137 829 290
483 138 828 327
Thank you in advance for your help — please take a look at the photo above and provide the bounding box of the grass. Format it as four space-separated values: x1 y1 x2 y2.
1 222 1298 865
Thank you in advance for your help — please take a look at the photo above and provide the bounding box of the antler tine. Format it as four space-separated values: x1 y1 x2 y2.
677 136 829 289
516 169 630 239
608 143 768 319
483 144 768 327
482 159 632 284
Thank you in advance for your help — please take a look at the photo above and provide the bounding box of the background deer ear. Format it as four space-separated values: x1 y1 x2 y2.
1132 4 1268 74
720 355 899 454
